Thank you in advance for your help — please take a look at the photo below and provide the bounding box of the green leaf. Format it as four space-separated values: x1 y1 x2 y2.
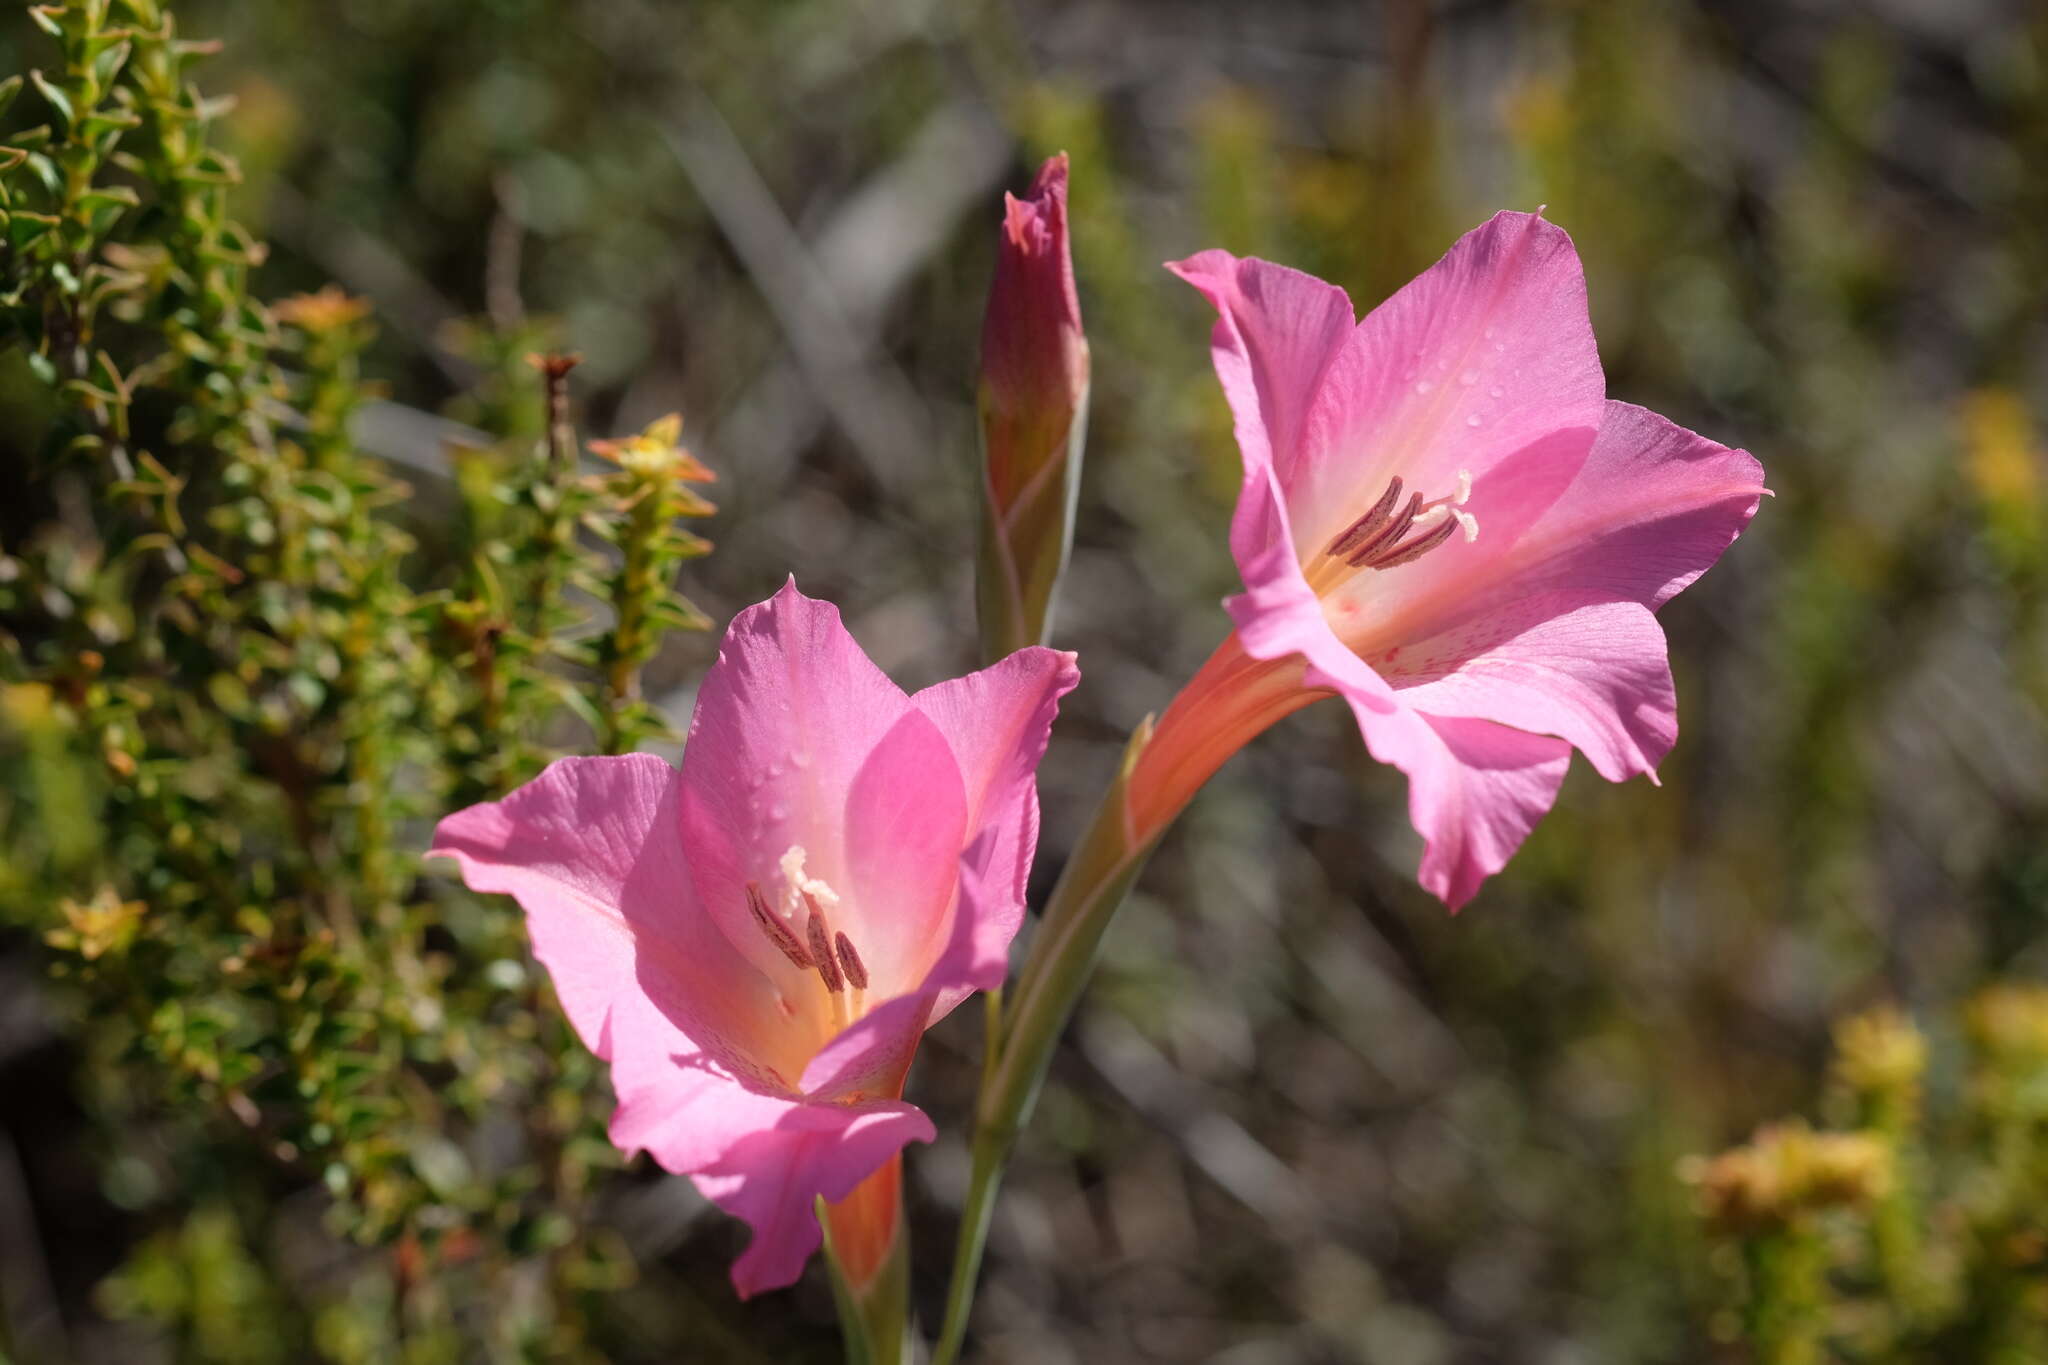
8 210 59 250
27 71 74 129
80 184 140 209
92 39 133 91
0 76 23 120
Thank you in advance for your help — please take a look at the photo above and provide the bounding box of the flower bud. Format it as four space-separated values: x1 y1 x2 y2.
976 153 1089 661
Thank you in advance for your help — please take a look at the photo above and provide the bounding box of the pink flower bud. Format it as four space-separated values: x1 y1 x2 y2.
976 154 1090 659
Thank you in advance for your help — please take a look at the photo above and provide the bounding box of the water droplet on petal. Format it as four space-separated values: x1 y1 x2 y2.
1482 325 1497 341
1488 386 1504 399
1466 414 1483 427
1415 379 1434 395
769 802 789 822
1459 370 1478 387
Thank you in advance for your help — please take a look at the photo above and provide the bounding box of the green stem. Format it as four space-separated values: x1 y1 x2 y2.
1746 1225 1826 1365
931 770 1155 1365
931 634 1319 1364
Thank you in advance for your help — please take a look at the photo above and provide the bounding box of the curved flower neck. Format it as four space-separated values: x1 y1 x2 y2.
1123 633 1328 846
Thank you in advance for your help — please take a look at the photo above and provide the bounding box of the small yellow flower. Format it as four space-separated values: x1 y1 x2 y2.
272 284 372 333
588 413 716 502
1832 1004 1927 1100
48 885 145 961
1681 1121 1891 1233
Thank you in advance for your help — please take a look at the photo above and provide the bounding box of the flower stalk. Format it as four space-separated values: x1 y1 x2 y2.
819 1158 912 1365
934 633 1319 1362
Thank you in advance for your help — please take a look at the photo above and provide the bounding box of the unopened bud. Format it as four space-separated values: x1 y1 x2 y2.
976 153 1089 660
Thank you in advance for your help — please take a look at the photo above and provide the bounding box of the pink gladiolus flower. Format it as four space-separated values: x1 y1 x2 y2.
430 583 1078 1295
1138 211 1766 908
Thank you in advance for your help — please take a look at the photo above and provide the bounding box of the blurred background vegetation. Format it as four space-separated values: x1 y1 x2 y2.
2 0 2046 1361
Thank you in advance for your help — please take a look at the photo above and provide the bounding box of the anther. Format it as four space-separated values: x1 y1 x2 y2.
1345 493 1423 566
1326 476 1403 558
804 892 844 993
1362 513 1459 569
835 932 869 991
747 881 812 969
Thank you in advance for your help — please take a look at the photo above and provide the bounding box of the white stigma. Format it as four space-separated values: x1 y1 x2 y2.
1410 469 1479 542
778 845 840 919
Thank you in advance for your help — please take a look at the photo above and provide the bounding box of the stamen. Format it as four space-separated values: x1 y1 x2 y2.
804 892 844 993
1362 513 1459 569
1319 467 1479 575
1344 492 1423 566
835 932 869 991
747 881 812 969
1325 476 1403 558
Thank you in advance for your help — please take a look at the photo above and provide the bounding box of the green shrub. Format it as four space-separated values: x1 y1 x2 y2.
1 3 712 1357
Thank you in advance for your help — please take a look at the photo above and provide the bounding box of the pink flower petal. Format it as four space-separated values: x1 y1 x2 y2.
1166 249 1355 490
677 581 912 991
1376 597 1676 783
1358 401 1766 649
1290 211 1604 552
1370 711 1573 911
798 992 935 1102
1354 404 1766 782
1490 400 1767 611
910 645 1081 1011
693 1098 936 1298
840 707 969 998
1176 214 1605 563
1222 557 1572 908
428 754 809 1122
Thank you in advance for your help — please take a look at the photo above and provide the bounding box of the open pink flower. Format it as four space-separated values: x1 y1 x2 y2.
430 582 1078 1295
1143 211 1766 908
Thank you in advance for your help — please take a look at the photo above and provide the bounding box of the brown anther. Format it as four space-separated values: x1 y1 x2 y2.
835 932 869 991
1361 513 1459 570
746 882 812 969
1326 476 1403 558
804 893 844 993
1345 492 1423 566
